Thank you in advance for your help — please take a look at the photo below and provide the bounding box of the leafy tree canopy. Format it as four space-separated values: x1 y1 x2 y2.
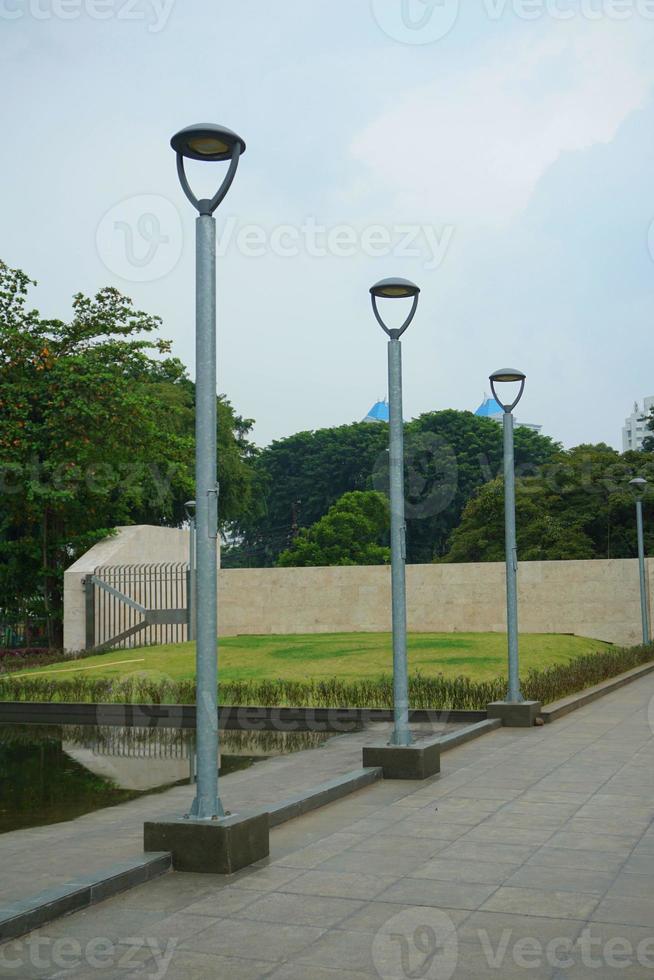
230 410 558 567
0 261 256 643
277 491 390 567
444 444 654 563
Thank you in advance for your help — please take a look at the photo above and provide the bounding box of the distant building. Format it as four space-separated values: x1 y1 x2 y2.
363 398 389 423
474 394 542 433
622 397 654 452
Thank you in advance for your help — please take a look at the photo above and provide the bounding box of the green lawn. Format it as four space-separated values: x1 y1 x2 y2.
14 632 610 685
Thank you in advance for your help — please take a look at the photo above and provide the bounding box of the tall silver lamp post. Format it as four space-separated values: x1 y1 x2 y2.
370 277 420 747
489 368 527 703
629 478 651 645
171 124 245 820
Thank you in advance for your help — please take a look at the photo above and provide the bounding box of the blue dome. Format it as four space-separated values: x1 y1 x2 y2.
363 400 389 423
475 396 503 418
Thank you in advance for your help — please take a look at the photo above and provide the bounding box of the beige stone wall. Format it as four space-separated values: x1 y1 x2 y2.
217 559 653 648
63 528 653 650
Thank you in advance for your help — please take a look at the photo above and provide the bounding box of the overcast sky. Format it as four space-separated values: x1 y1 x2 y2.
2 1 654 449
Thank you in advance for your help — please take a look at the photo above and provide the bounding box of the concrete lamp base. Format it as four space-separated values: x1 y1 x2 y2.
144 812 269 875
362 740 441 780
487 701 542 728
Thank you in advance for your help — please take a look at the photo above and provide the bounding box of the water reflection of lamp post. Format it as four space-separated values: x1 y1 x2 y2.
629 478 651 645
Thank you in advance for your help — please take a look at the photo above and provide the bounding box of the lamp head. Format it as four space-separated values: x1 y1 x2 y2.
630 478 648 493
489 368 527 413
369 278 421 338
370 277 420 299
170 124 246 162
171 123 245 215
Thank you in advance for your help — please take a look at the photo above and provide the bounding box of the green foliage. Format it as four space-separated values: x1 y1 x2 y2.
643 405 654 452
445 444 654 563
277 491 390 567
1 642 651 709
0 260 256 643
231 411 558 567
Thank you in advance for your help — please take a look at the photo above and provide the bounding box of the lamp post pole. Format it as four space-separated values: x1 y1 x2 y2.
370 278 420 747
171 123 245 820
630 478 650 645
490 369 527 703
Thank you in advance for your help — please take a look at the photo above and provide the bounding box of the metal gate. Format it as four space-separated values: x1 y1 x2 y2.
84 563 190 651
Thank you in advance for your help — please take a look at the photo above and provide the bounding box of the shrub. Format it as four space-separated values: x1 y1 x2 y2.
0 642 651 709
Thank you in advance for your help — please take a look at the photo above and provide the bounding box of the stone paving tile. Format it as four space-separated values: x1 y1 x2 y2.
345 833 445 858
526 847 628 874
338 900 470 936
591 895 654 928
412 856 518 886
458 909 586 947
134 951 273 979
179 918 325 961
375 877 498 910
442 840 538 866
481 885 601 921
315 848 429 877
277 869 398 901
237 892 365 928
503 865 615 896
544 831 637 855
267 964 375 980
461 823 558 846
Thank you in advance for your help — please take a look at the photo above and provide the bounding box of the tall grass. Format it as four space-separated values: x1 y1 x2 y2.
0 642 651 709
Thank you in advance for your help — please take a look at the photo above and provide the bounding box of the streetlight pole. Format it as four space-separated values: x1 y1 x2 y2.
490 369 527 703
370 278 420 747
171 124 245 820
630 478 651 645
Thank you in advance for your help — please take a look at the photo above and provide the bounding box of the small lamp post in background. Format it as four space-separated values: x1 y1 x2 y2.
489 368 527 704
629 478 651 645
185 500 197 643
369 277 420 747
171 124 246 821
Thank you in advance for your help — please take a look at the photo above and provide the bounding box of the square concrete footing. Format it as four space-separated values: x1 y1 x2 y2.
487 700 542 728
144 811 269 874
362 740 441 780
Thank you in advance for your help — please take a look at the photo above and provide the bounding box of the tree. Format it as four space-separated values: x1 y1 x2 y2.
443 444 654 563
277 491 390 567
231 410 558 567
0 261 256 644
643 405 654 452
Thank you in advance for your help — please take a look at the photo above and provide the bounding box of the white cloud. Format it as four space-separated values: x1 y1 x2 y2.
350 22 654 223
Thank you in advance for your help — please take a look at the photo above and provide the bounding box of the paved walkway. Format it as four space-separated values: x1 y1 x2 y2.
0 720 459 909
2 676 654 979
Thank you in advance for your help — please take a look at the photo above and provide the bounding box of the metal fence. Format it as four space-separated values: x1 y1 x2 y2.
84 562 190 652
0 615 47 649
